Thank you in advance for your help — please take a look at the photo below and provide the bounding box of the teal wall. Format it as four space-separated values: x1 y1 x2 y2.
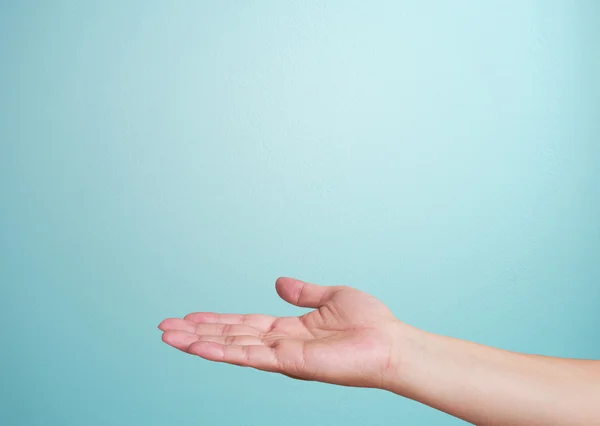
2 1 598 425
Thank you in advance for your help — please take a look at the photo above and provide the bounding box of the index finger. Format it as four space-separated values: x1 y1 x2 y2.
183 312 277 332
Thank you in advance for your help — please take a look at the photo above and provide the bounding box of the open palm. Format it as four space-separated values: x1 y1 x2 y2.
159 277 402 388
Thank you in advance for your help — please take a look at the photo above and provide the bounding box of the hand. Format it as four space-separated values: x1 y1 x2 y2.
158 277 405 388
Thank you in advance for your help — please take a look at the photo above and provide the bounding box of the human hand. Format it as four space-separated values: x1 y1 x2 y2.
158 277 406 389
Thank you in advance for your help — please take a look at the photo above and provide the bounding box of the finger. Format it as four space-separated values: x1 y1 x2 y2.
162 330 200 351
158 318 197 333
161 330 266 351
275 277 333 308
188 342 280 372
196 335 265 346
159 318 263 337
194 323 263 337
183 312 276 332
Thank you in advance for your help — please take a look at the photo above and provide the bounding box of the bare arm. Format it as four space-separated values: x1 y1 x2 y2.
158 278 600 425
387 325 600 425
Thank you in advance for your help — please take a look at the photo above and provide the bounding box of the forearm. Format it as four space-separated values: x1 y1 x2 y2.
385 323 600 425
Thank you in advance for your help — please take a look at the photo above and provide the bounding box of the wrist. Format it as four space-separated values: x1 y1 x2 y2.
381 320 427 396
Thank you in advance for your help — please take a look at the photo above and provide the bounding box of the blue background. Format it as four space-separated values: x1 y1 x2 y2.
1 1 598 425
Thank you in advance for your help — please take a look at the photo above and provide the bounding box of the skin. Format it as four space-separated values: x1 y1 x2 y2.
158 277 600 425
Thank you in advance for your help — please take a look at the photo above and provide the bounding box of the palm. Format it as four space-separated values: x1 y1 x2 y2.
159 278 400 388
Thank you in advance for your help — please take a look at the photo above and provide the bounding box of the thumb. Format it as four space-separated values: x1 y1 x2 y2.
275 277 332 308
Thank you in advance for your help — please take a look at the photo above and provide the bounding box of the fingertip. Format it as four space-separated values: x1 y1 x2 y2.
161 330 175 346
275 276 309 307
276 277 331 308
158 318 189 332
158 318 174 331
275 276 296 298
182 313 196 321
161 330 200 351
275 276 287 290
